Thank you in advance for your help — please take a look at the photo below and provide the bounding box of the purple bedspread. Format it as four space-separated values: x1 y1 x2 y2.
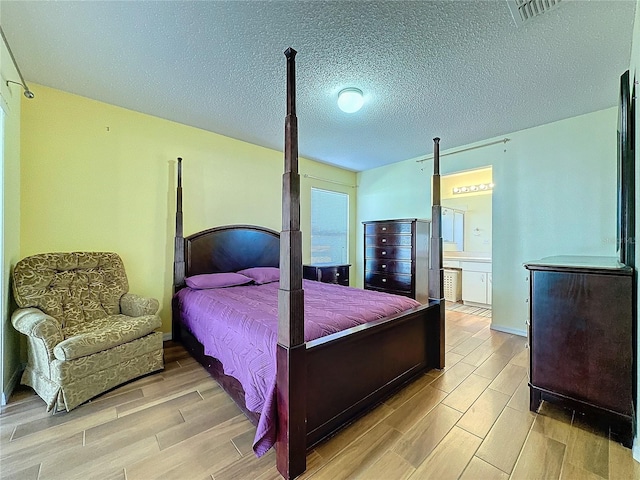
174 280 421 456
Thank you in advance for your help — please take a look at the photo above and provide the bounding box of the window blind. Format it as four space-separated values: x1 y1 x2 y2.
310 188 348 264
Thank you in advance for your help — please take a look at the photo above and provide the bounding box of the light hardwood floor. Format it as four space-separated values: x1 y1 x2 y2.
1 309 638 479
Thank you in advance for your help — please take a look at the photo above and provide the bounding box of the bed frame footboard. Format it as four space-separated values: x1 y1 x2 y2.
172 300 442 454
305 302 440 447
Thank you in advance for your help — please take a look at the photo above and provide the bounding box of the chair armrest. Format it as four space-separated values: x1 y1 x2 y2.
120 293 160 317
11 308 63 351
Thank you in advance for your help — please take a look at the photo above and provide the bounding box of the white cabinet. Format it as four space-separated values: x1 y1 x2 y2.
460 261 492 307
462 271 489 304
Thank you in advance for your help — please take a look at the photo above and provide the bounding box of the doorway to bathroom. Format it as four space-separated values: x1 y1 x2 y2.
441 167 493 312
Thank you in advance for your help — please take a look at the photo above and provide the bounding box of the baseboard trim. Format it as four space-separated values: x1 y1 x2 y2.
490 324 527 338
463 301 492 309
633 436 640 463
1 364 24 406
163 332 172 342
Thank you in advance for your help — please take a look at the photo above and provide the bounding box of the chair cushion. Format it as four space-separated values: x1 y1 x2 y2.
12 252 129 330
53 314 161 361
51 332 164 383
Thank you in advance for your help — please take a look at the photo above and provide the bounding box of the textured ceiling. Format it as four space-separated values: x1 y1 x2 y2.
1 1 636 171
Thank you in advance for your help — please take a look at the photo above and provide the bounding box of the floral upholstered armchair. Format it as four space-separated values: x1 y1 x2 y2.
11 252 164 412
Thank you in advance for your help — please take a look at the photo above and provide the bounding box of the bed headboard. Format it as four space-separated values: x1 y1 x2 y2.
185 225 280 277
172 158 280 288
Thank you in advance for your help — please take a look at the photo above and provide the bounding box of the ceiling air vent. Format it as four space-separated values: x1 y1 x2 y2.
507 0 562 26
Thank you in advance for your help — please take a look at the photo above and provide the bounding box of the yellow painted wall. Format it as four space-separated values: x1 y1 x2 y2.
19 84 357 335
1 33 23 402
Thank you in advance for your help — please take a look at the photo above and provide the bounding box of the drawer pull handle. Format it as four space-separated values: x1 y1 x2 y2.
382 238 387 243
382 264 387 269
382 278 387 283
382 251 387 255
382 227 387 231
336 273 340 276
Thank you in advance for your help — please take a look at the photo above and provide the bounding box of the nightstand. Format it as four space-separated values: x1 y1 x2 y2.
303 264 350 286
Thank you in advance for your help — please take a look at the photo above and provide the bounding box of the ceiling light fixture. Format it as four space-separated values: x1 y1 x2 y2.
337 88 364 113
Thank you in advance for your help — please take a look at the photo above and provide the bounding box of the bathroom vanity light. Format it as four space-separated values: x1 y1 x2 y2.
452 183 494 195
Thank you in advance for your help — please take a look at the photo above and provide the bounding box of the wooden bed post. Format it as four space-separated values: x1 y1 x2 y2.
428 138 445 368
276 47 306 479
173 157 185 341
174 157 185 289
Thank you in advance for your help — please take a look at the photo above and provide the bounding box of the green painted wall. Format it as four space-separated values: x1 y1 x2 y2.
357 107 617 337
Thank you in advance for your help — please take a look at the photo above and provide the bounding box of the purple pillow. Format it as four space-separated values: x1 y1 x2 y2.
237 267 280 284
185 272 252 289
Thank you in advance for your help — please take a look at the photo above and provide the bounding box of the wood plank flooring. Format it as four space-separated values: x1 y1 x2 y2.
2 309 638 479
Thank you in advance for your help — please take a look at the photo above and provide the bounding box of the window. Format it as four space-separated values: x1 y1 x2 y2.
310 188 349 264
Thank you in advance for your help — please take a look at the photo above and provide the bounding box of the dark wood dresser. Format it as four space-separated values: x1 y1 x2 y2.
524 256 635 446
303 264 350 286
363 219 430 303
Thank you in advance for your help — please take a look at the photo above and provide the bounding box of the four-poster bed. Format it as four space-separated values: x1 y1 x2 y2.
172 48 445 479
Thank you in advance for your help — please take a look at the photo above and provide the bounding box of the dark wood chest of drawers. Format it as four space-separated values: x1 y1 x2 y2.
363 219 430 303
524 256 634 446
303 264 350 286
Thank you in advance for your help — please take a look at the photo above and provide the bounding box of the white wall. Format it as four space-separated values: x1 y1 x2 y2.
357 107 617 336
443 194 492 254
